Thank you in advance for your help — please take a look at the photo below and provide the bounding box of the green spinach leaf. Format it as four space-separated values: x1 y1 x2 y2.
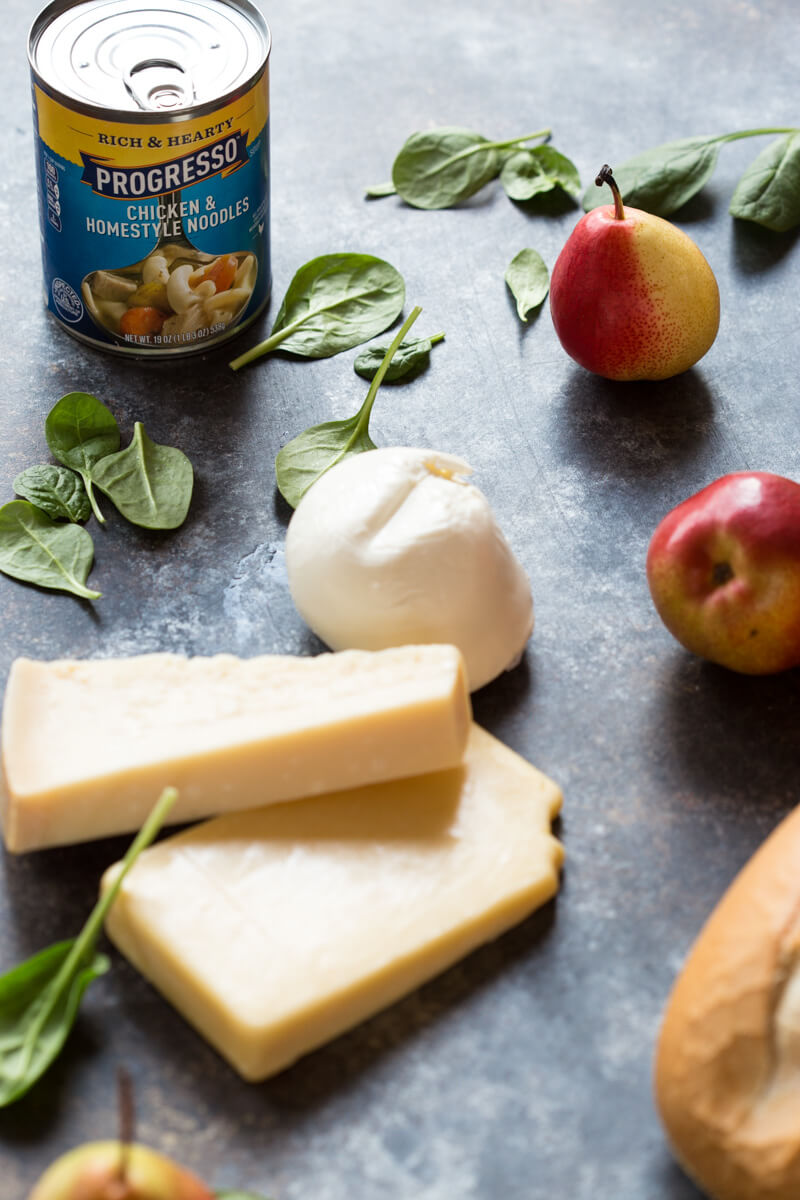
581 127 799 217
276 306 422 507
0 500 101 600
582 135 725 215
0 788 177 1107
504 249 550 321
45 392 121 524
354 331 444 382
390 126 551 209
230 254 405 370
500 145 581 202
91 423 194 530
729 132 800 231
13 465 90 523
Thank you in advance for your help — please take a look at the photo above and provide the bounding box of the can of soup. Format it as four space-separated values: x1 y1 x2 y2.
28 0 270 356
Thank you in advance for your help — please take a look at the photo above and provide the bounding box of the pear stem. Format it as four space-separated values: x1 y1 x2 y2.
117 1066 135 1185
595 164 625 220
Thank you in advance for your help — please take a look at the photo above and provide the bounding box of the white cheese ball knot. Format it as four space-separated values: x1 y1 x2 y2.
285 447 534 691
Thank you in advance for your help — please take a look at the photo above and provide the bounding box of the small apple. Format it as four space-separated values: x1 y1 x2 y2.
550 164 720 381
27 1140 215 1200
646 471 800 674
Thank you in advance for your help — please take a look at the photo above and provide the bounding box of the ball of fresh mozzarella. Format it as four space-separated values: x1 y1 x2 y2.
285 447 534 691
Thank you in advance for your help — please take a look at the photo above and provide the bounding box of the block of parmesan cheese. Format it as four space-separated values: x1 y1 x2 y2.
0 646 470 853
102 723 563 1082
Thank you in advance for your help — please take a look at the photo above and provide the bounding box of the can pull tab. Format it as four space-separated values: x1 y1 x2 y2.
124 59 195 111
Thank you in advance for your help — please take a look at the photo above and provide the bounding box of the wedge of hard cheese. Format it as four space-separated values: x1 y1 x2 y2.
0 646 470 852
102 723 563 1082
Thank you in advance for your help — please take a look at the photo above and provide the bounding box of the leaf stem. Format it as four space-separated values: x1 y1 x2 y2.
229 320 301 370
10 788 177 1098
67 581 102 602
446 129 552 170
351 307 422 442
717 126 798 143
84 477 106 526
47 788 178 998
481 128 551 153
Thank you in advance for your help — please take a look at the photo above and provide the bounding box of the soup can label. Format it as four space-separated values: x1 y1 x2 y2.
28 0 270 356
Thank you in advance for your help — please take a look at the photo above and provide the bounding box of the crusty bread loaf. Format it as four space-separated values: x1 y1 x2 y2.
654 804 800 1199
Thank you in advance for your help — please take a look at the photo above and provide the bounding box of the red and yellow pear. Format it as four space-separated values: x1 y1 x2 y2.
28 1069 215 1200
550 164 720 381
28 1141 214 1200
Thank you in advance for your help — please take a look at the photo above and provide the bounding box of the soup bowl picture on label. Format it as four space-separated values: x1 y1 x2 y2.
81 192 258 349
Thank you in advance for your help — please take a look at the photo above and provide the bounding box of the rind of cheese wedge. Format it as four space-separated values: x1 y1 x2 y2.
0 646 471 853
102 723 563 1082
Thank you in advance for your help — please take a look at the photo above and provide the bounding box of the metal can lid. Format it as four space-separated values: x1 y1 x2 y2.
29 0 269 116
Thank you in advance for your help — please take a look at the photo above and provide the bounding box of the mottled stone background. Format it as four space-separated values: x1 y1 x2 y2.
2 0 799 1195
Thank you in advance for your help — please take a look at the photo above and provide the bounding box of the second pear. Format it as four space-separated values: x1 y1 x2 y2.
550 164 720 382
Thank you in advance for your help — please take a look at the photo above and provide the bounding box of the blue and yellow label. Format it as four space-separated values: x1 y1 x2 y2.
32 77 270 353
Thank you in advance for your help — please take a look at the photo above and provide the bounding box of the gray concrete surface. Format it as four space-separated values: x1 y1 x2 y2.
2 0 799 1195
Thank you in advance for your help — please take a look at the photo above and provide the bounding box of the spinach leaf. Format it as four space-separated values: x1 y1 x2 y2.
0 788 177 1107
45 392 121 525
504 249 550 321
581 135 726 215
0 500 101 600
729 132 800 231
276 306 422 507
91 423 194 530
13 465 90 523
354 331 444 382
229 254 405 370
581 128 799 217
500 145 581 203
390 126 551 209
